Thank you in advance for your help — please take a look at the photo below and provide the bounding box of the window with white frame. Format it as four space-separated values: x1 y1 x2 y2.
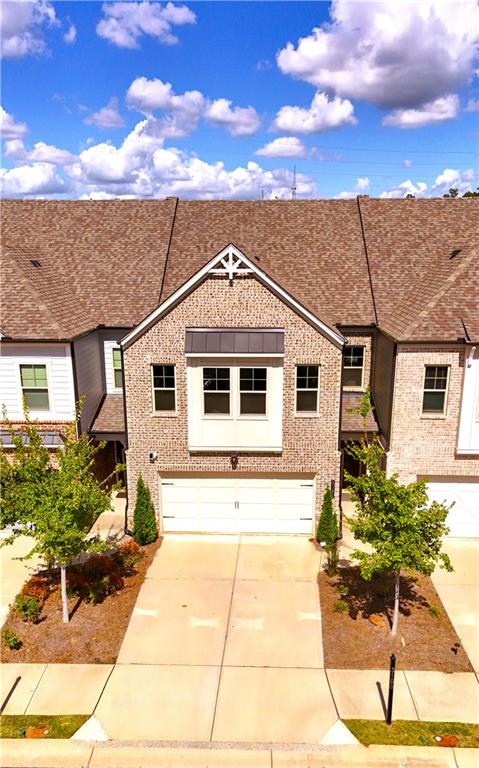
240 367 267 415
342 346 364 388
152 365 176 412
20 364 50 411
203 367 230 414
112 348 123 389
295 365 319 413
422 365 449 414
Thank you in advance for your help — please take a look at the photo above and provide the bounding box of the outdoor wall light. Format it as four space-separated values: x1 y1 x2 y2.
148 451 157 462
230 454 239 470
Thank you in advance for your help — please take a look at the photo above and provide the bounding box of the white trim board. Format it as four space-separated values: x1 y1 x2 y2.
121 244 344 349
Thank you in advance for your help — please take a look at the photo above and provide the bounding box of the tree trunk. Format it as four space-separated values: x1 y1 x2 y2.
60 565 69 624
391 570 400 637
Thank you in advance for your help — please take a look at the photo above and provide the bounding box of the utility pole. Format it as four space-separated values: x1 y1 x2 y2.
291 165 297 200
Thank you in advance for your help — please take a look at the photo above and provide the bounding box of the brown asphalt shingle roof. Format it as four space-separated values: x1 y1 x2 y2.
160 200 376 328
358 198 479 341
341 393 378 433
91 395 125 434
1 198 477 343
1 199 177 339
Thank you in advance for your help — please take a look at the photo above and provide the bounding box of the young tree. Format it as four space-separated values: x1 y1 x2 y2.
133 475 158 545
0 412 113 623
345 436 453 636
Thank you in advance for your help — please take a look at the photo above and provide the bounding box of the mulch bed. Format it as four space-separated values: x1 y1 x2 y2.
318 564 473 671
1 539 161 665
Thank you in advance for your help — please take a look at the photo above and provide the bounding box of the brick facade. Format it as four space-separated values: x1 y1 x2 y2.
123 275 342 525
342 332 374 391
387 345 478 482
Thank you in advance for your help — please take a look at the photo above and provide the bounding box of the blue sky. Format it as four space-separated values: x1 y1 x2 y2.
1 0 478 199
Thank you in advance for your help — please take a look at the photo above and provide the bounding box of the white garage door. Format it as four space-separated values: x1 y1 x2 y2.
160 475 315 534
426 480 479 538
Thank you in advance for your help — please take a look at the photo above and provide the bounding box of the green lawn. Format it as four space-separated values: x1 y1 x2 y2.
0 715 89 739
344 719 479 748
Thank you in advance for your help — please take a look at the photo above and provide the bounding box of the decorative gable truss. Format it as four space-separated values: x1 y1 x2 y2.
122 244 344 349
209 245 253 281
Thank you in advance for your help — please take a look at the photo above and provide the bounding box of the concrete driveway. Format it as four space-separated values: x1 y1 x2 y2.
95 534 339 743
0 535 40 626
431 538 479 672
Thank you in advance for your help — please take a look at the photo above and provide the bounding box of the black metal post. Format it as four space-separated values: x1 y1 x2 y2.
386 653 396 725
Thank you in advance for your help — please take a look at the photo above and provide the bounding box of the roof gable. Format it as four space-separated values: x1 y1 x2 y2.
122 244 344 348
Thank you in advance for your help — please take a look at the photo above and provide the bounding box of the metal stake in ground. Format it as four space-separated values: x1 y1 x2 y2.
386 653 396 725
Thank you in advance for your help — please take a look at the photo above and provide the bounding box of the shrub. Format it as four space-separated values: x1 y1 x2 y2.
15 594 41 623
22 576 51 605
337 583 348 595
84 554 114 580
86 576 112 605
133 475 158 546
428 605 441 619
317 487 339 576
316 487 338 545
2 628 22 650
116 540 142 571
333 599 348 614
325 544 339 576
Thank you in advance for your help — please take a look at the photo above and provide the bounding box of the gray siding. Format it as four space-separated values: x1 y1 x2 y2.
371 330 396 446
73 329 126 433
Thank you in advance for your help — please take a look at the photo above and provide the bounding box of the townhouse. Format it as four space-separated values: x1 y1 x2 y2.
1 198 478 537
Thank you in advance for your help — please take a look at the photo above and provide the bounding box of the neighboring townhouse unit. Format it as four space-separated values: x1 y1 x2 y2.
1 198 477 537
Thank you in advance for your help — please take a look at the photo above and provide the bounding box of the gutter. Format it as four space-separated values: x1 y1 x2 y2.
120 345 131 537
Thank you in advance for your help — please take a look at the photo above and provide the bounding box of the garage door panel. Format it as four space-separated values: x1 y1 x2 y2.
161 475 315 534
426 480 479 538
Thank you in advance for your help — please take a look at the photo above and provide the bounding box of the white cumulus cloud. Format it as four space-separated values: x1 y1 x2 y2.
63 23 76 44
255 137 306 158
271 91 356 134
84 97 125 129
0 162 65 196
277 0 479 122
0 0 58 58
0 106 28 139
379 168 476 198
97 1 196 48
126 77 205 122
204 99 261 137
356 176 369 190
27 141 76 165
383 94 459 129
65 118 316 199
464 97 479 112
126 76 260 137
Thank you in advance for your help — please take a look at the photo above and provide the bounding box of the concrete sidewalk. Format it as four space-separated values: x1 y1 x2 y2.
1 662 478 733
1 741 478 768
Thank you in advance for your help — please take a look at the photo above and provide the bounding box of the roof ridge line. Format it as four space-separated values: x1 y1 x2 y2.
158 196 178 304
401 248 476 338
356 196 378 326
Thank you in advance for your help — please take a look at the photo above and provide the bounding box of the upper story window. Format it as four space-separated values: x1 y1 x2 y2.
20 364 50 411
203 367 230 414
343 346 364 389
240 368 267 415
152 364 176 412
295 365 319 413
422 365 449 415
112 348 123 389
